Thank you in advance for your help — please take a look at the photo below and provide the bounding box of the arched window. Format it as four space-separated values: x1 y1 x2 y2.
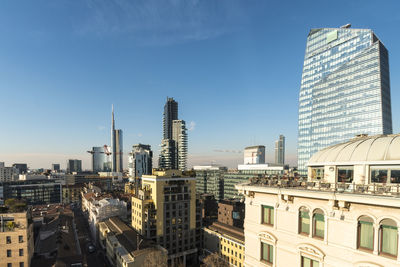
299 207 310 235
358 216 374 251
313 209 325 239
379 219 398 257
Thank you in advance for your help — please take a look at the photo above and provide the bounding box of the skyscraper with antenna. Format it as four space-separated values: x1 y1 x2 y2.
111 105 123 172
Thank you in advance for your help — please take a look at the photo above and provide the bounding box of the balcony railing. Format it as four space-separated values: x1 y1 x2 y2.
246 177 400 197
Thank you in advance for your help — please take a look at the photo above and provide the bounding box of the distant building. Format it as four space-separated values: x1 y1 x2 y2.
274 135 285 165
128 144 153 179
111 105 123 172
172 120 188 171
0 180 62 205
236 134 400 267
159 139 176 170
0 205 34 267
90 146 108 172
244 146 265 164
163 97 178 139
132 169 201 266
51 163 60 172
195 165 226 201
199 194 218 227
159 97 188 171
298 26 392 174
0 163 19 182
12 163 27 174
66 159 82 173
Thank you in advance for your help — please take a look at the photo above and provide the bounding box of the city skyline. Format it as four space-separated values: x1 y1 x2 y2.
1 1 400 169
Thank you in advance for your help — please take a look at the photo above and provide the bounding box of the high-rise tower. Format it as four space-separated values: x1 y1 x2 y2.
297 26 392 174
275 135 285 165
163 97 178 139
159 98 188 171
111 105 123 172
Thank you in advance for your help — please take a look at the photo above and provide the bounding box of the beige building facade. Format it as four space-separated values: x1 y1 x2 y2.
0 210 34 267
236 135 400 267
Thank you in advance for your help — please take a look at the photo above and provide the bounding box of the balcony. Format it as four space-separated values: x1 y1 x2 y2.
245 177 400 197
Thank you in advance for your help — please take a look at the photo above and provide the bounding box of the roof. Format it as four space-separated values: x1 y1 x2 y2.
207 221 244 243
308 134 400 166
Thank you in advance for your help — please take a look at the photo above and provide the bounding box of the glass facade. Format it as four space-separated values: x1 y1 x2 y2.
298 27 392 174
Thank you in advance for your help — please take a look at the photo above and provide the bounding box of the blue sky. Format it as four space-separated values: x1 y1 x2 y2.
1 0 400 169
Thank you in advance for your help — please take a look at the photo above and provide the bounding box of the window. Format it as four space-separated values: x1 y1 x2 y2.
262 205 274 225
7 250 11 257
302 256 319 267
371 169 388 183
337 167 353 183
6 236 11 244
379 219 398 257
299 207 310 235
389 170 400 183
261 242 273 264
358 216 374 251
313 209 325 239
7 263 12 267
20 263 24 267
19 249 23 256
311 167 324 180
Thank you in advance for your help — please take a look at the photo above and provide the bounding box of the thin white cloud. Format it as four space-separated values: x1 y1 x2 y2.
137 133 143 137
97 125 106 131
188 121 196 131
79 0 249 45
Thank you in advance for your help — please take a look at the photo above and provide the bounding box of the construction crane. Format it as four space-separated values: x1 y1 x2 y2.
87 145 112 155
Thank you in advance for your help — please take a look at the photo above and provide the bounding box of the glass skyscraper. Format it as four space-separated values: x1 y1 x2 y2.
298 26 392 174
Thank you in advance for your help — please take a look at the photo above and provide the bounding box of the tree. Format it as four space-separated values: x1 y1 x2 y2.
143 249 168 267
203 253 230 267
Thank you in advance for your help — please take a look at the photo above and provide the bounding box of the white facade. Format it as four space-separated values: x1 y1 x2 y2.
19 174 48 181
0 163 19 182
236 134 400 267
244 146 265 165
128 144 152 179
87 197 127 242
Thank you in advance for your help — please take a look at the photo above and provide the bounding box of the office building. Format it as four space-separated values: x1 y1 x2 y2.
0 180 62 205
244 146 265 164
172 120 188 171
0 163 19 182
12 163 27 174
111 105 123 172
131 169 201 266
159 98 188 171
298 26 392 174
128 144 153 179
195 166 226 201
89 146 108 172
236 134 400 267
274 135 285 165
52 163 60 172
0 204 34 267
67 159 82 173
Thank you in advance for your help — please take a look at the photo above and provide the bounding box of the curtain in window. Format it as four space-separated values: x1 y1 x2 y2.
263 206 274 224
301 211 310 234
359 221 374 249
382 225 398 256
302 257 319 267
269 244 273 263
314 213 324 238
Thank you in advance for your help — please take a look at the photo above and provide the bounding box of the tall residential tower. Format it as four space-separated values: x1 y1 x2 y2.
298 25 392 174
159 98 188 171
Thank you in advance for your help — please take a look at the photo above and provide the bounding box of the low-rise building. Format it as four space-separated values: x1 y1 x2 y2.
203 222 245 267
236 134 400 267
0 202 34 267
218 199 245 228
98 216 166 267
